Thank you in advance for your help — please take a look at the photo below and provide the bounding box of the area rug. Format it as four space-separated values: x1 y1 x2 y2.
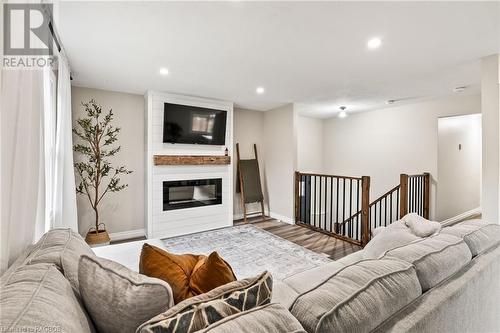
162 224 332 280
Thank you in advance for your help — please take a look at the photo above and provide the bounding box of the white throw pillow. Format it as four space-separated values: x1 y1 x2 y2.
402 213 441 237
363 230 420 259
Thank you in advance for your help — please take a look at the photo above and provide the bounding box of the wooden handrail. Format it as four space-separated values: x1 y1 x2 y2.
340 184 401 226
295 171 363 181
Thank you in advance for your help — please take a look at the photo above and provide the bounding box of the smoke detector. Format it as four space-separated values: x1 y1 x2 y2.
453 86 467 93
338 106 348 118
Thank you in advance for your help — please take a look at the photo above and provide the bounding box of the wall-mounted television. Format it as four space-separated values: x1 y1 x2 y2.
163 102 227 145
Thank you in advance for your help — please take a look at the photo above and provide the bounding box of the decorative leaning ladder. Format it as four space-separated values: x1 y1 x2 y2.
294 172 430 247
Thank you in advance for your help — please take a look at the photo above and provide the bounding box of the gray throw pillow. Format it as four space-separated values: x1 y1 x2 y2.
78 255 174 333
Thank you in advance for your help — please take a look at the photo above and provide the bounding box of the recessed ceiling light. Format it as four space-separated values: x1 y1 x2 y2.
338 106 348 118
256 86 265 94
367 37 382 49
159 67 169 75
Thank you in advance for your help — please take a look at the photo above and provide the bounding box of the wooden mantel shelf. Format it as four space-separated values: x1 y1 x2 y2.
154 155 231 166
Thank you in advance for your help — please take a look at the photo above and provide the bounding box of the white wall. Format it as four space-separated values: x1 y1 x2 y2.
297 115 323 173
322 94 481 220
437 114 482 221
263 104 297 223
71 86 144 236
481 54 500 224
233 108 268 218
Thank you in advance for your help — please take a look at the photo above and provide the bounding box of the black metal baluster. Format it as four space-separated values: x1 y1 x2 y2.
349 179 352 238
357 179 360 241
305 175 311 225
324 177 328 231
409 177 413 212
396 187 400 220
342 178 346 236
389 192 393 224
298 175 302 223
330 177 333 233
336 178 339 232
313 176 318 227
318 176 322 229
379 201 382 227
420 177 423 216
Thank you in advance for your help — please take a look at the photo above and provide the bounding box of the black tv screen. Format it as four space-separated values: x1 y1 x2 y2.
163 103 227 145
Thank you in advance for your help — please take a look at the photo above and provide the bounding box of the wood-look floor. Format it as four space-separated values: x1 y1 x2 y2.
234 216 361 260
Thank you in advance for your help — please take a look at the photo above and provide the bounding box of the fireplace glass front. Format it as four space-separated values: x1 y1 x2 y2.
163 178 222 211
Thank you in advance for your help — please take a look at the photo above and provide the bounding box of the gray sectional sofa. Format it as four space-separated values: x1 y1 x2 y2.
1 219 499 333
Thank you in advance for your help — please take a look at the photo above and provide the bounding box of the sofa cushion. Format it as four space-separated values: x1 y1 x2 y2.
190 251 237 295
137 271 272 333
0 263 94 333
363 229 420 259
441 219 500 257
382 233 472 291
288 259 422 333
197 303 306 333
25 228 94 295
78 255 173 333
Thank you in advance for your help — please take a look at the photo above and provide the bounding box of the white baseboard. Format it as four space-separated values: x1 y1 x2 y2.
441 207 482 227
108 229 145 242
269 212 294 224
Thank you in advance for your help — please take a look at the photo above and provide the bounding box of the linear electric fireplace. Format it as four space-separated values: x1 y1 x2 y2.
163 178 222 211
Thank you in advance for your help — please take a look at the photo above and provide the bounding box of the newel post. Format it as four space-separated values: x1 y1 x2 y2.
294 171 300 224
361 176 371 246
423 172 430 219
400 174 409 218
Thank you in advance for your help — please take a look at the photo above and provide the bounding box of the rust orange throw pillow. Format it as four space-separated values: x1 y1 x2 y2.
190 251 237 295
139 244 236 304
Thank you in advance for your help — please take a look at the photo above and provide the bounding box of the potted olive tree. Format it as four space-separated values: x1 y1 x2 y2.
73 99 132 246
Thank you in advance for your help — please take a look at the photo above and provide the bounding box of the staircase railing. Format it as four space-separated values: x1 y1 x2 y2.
294 172 370 246
295 172 430 247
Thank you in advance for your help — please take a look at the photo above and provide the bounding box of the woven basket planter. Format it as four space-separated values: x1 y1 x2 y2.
85 223 110 247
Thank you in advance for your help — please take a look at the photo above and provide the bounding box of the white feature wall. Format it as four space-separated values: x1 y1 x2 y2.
437 114 482 221
145 91 233 239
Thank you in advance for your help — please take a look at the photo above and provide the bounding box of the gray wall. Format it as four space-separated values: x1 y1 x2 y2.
71 86 145 235
233 108 268 218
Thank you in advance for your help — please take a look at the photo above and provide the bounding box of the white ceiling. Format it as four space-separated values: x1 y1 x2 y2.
58 1 499 118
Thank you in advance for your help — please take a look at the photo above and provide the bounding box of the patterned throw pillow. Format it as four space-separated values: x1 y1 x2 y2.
137 271 273 333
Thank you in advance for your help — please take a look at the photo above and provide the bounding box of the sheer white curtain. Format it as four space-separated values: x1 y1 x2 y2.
51 53 78 231
1 69 46 273
1 54 79 273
